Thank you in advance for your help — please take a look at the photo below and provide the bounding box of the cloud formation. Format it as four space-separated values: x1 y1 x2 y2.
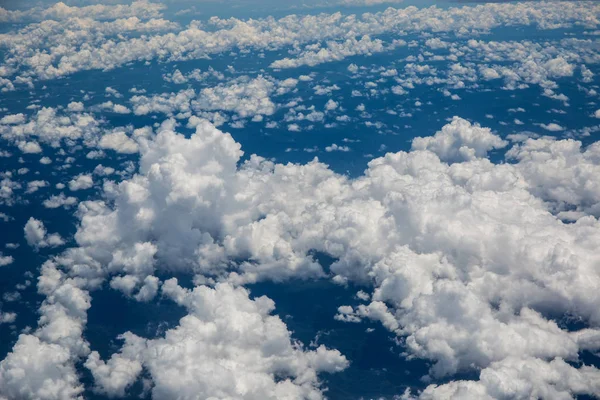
3 115 599 399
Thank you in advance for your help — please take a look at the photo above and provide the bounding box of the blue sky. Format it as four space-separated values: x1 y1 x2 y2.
1 1 600 399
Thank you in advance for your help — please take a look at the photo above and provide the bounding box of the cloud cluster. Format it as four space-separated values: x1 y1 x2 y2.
0 1 165 23
24 217 65 249
86 281 348 399
0 1 597 84
4 115 599 398
271 35 403 69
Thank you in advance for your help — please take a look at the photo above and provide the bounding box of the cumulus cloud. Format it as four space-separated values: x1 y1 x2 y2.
411 116 507 162
24 217 65 249
271 35 402 69
0 254 14 267
194 76 277 118
540 123 565 132
0 335 83 400
87 281 348 399
42 193 78 209
0 2 596 83
98 131 139 154
0 1 165 23
68 174 94 191
33 116 600 399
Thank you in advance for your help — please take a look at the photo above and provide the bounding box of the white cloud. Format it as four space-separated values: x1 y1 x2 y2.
0 1 165 23
194 76 277 118
43 193 78 209
17 141 42 154
25 180 48 194
0 254 13 267
271 35 399 69
49 117 600 398
1 2 596 82
87 281 348 399
68 174 94 191
540 123 565 132
0 334 83 400
24 217 65 249
98 131 139 154
411 116 507 162
325 143 350 152
0 312 16 323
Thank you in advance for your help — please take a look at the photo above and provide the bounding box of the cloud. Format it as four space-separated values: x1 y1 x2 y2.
1 2 597 83
271 35 402 69
98 131 139 154
194 76 277 118
47 116 600 398
86 280 348 399
0 335 84 400
325 143 351 152
411 116 508 162
42 193 78 209
540 123 565 132
0 254 13 267
68 174 94 191
24 217 65 249
0 1 165 23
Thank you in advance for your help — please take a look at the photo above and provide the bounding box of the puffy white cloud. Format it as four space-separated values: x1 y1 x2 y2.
0 335 83 400
98 131 139 154
25 180 48 194
411 116 507 162
271 35 399 69
540 123 565 132
0 1 165 23
51 115 600 398
325 99 339 111
67 102 84 112
325 143 350 152
0 254 13 267
130 89 196 117
87 281 348 399
506 138 600 217
425 38 448 50
43 193 78 209
24 217 65 249
84 350 143 398
0 312 16 324
194 76 277 118
0 107 102 149
419 357 600 399
17 141 42 154
68 174 94 191
1 2 597 82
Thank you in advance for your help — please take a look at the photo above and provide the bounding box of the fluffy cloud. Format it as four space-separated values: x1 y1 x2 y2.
506 137 600 217
0 1 165 23
1 2 597 82
271 35 402 69
0 107 102 149
411 116 507 162
24 217 65 249
3 114 600 398
42 193 78 209
68 174 93 191
194 76 277 118
0 335 83 400
0 254 13 267
98 131 139 154
46 116 600 399
87 281 348 399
